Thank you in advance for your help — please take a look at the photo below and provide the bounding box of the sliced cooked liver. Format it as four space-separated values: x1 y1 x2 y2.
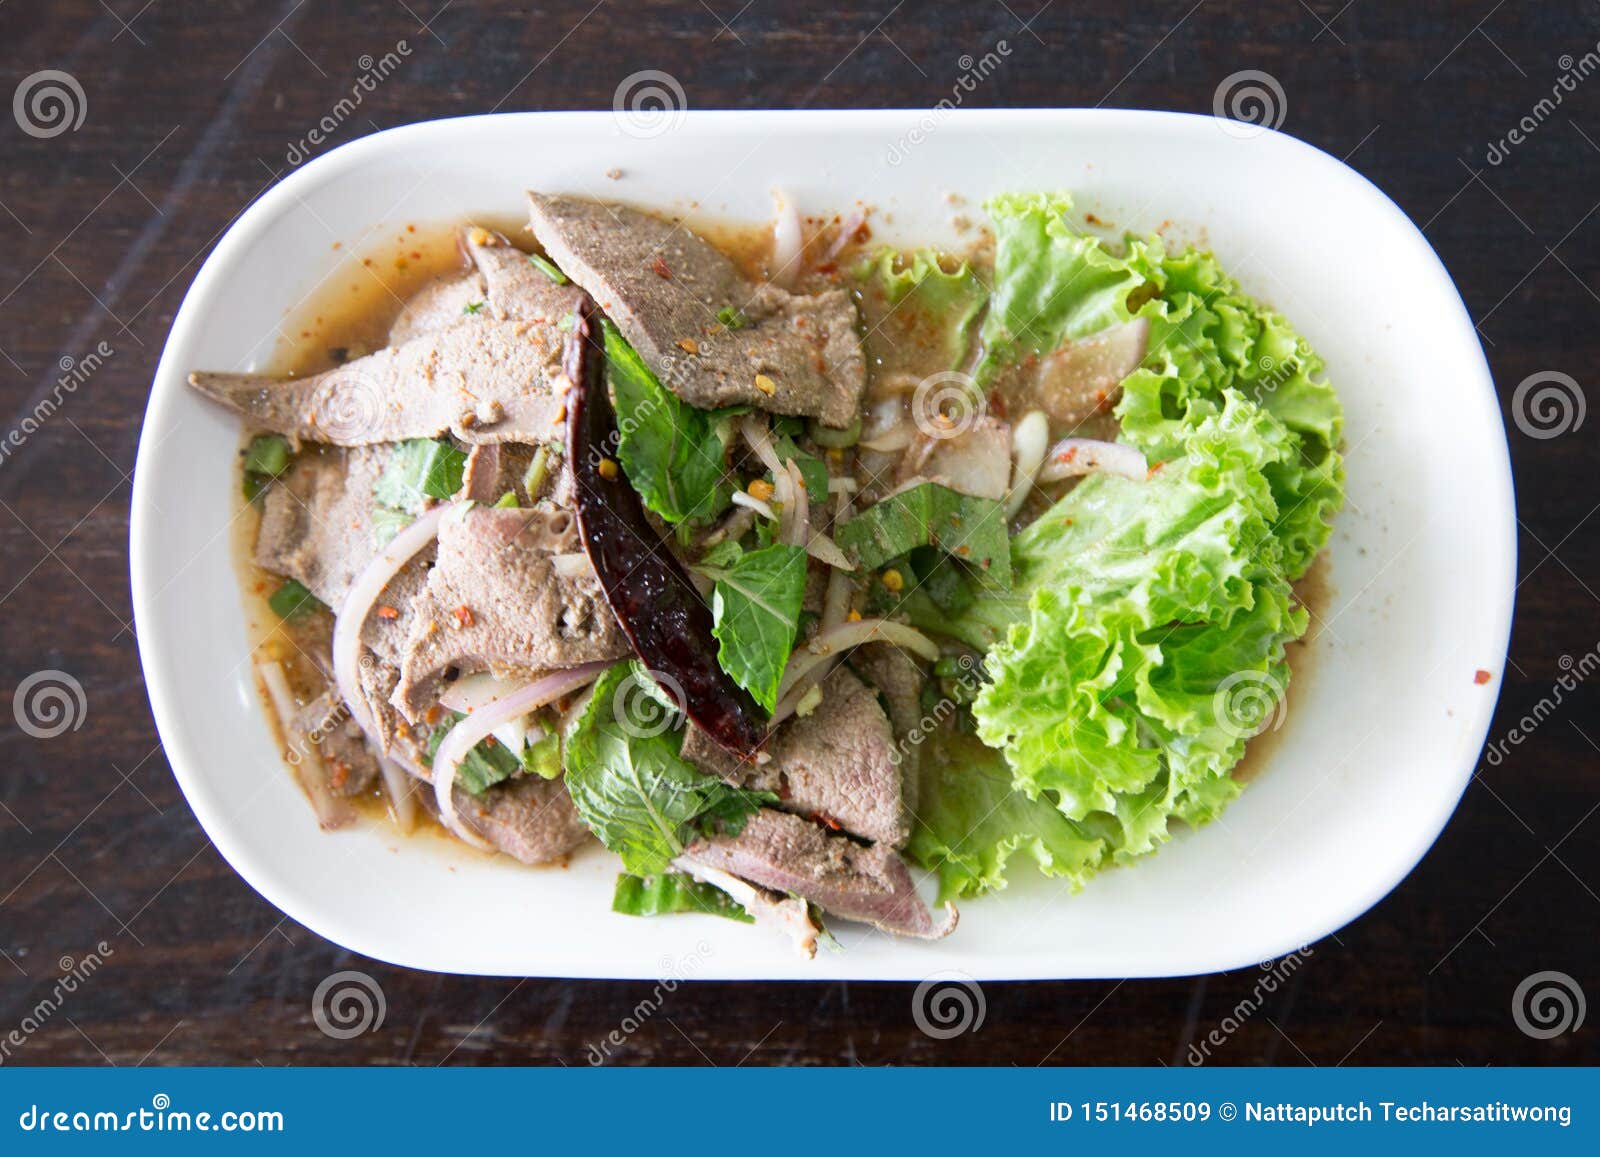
291 691 378 797
685 809 955 939
390 506 628 720
190 316 570 446
252 446 432 666
525 193 866 426
388 269 487 345
452 773 593 865
682 667 908 846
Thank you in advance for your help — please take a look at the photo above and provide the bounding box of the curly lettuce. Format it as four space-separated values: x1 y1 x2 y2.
909 194 1343 900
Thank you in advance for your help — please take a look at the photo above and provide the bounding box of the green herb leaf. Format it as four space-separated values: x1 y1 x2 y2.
611 872 754 922
604 319 734 526
267 579 327 621
772 432 828 496
564 663 773 875
698 543 808 713
522 730 563 780
243 434 292 477
462 300 485 315
374 438 467 513
837 482 1012 587
425 711 524 796
528 252 569 285
715 305 750 330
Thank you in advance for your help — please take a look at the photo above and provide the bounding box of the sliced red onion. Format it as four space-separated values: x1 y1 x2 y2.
333 502 452 750
1038 438 1149 483
440 670 531 752
258 660 356 831
775 618 940 707
1005 409 1050 518
431 662 610 851
822 206 867 262
770 188 803 289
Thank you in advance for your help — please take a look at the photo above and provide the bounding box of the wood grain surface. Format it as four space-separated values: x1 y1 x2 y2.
1 0 1596 1066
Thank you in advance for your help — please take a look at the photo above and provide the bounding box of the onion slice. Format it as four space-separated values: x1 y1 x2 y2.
1005 410 1050 518
775 617 941 713
333 502 452 749
1038 438 1148 483
430 662 610 851
377 757 418 832
731 490 778 521
770 188 803 289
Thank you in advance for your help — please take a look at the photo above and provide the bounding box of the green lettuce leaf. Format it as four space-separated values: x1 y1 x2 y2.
975 193 1153 383
934 392 1309 877
698 543 808 714
866 248 989 371
605 319 735 526
564 663 773 874
909 735 1108 902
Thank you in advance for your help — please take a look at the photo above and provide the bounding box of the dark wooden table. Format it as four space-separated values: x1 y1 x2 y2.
2 0 1595 1066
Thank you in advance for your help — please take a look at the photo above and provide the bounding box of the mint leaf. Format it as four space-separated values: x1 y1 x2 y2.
604 320 734 526
564 664 772 874
700 544 808 713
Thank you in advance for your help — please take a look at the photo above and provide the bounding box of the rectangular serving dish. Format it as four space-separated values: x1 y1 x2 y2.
131 109 1513 979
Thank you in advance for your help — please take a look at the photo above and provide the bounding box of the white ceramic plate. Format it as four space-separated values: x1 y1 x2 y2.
131 110 1513 979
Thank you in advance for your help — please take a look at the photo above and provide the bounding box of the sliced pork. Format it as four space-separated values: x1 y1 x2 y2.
390 506 628 720
685 809 956 939
526 193 867 426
